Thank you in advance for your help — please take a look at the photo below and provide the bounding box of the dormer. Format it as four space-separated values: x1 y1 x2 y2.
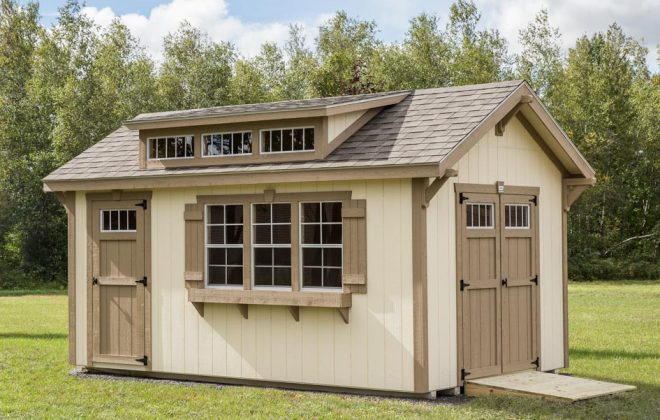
124 92 410 170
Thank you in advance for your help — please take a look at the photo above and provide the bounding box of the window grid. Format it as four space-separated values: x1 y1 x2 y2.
148 135 194 160
505 204 531 229
100 209 137 232
260 127 315 154
202 131 252 157
205 204 244 287
466 203 494 229
300 202 343 289
251 203 292 288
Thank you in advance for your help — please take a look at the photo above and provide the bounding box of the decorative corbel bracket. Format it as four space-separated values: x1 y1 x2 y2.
424 168 458 208
563 178 596 211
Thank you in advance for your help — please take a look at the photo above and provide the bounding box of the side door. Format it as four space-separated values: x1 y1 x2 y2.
91 200 148 366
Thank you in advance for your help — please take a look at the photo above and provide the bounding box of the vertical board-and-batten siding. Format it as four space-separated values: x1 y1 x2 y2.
327 111 366 143
150 180 415 392
426 117 564 390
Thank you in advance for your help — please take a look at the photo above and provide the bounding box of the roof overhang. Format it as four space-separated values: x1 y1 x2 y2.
124 92 410 130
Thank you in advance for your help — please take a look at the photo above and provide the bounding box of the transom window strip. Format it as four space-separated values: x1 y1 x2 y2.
202 131 252 157
252 203 292 287
466 203 494 228
148 135 194 159
505 204 530 229
101 209 137 232
300 202 343 289
205 204 244 286
261 127 314 153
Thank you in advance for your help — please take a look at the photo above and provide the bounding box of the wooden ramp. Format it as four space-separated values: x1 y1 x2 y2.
466 371 635 402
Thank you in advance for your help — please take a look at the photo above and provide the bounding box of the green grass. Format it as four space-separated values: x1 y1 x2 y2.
0 281 658 419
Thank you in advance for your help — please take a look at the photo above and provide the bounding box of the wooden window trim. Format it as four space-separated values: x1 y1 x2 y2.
184 189 365 322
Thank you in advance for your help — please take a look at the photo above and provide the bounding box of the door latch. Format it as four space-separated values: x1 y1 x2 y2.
136 276 148 286
460 279 470 291
501 278 508 287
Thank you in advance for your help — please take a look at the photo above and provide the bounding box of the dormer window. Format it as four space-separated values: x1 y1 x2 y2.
148 135 194 160
261 127 314 153
202 131 252 157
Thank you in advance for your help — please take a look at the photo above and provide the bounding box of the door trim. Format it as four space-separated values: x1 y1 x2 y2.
454 183 540 385
86 191 152 368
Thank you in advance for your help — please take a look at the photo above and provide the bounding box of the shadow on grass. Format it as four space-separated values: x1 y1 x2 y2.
0 333 67 339
0 289 66 297
571 348 659 359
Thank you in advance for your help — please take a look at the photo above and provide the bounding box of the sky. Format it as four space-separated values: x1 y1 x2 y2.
30 0 659 72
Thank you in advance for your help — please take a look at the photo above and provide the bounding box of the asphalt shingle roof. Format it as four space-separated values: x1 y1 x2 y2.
45 80 523 182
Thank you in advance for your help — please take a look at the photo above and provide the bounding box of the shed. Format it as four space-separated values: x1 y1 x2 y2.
44 80 595 396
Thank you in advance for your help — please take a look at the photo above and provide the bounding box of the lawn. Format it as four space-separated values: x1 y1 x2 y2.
0 281 658 419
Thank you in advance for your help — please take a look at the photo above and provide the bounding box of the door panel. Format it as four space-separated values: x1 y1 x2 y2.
91 200 147 366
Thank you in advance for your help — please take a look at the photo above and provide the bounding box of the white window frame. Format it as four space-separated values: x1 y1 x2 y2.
504 203 531 229
251 203 292 290
299 201 343 291
147 135 195 160
259 127 315 154
465 202 495 229
100 209 137 233
204 204 244 289
201 131 253 157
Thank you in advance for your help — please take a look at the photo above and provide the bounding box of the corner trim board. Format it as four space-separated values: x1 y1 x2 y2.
411 178 429 392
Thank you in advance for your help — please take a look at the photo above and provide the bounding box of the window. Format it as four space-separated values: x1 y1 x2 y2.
148 136 194 159
205 204 244 286
261 127 314 153
101 209 136 232
202 131 252 157
252 203 292 287
300 202 343 289
505 204 530 229
466 203 494 229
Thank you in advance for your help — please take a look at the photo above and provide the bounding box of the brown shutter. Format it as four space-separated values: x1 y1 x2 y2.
184 203 204 289
342 199 367 294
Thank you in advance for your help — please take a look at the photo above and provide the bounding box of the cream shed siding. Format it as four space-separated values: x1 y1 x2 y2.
148 179 415 391
426 116 564 390
327 110 365 143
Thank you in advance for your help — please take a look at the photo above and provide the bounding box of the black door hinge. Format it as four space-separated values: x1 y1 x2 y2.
136 276 147 286
459 193 469 204
461 368 471 381
136 355 148 366
501 278 508 287
532 357 539 368
529 196 537 205
460 279 470 291
135 199 147 210
92 277 98 285
531 275 539 285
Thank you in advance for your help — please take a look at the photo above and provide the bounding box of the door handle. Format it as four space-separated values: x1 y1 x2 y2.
501 278 508 287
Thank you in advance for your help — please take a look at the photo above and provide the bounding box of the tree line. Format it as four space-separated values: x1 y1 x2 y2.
0 0 657 287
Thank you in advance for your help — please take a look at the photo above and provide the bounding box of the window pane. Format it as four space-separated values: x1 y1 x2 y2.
302 203 320 223
254 225 271 244
262 131 271 152
225 205 243 224
225 225 243 244
322 202 342 222
271 130 282 151
110 211 119 230
322 224 342 244
157 138 166 158
149 139 157 159
226 248 242 265
232 133 242 154
323 268 342 288
302 225 321 244
303 248 322 267
302 268 322 287
272 225 290 244
254 267 272 286
253 204 270 223
273 248 291 266
166 137 176 158
254 248 272 266
176 136 185 157
222 134 231 155
185 136 194 156
208 248 226 265
282 129 293 151
273 268 291 286
226 267 243 285
272 204 291 223
293 129 304 151
323 248 342 267
120 210 128 230
208 206 224 224
103 210 110 231
243 132 252 153
208 266 226 285
304 128 314 150
207 226 224 244
128 210 136 230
